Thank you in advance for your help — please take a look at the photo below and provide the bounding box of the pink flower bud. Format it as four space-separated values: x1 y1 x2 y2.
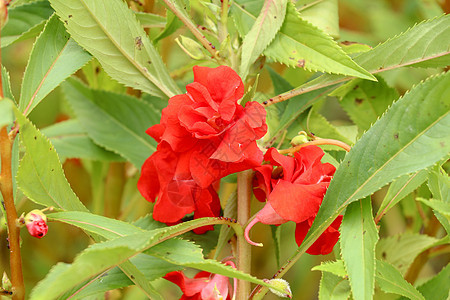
24 210 48 239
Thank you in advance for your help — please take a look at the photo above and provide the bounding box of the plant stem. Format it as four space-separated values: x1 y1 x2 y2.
236 170 253 299
279 138 352 154
219 0 229 43
0 31 24 298
0 127 24 300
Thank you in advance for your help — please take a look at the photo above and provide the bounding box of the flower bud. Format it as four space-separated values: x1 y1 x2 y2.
264 278 292 298
24 210 48 239
290 132 309 146
2 272 11 292
175 35 206 60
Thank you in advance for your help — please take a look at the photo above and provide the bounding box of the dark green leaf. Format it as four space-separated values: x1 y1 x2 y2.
19 14 92 115
1 1 54 48
49 0 181 97
63 78 158 168
14 107 88 211
41 119 124 161
305 72 450 252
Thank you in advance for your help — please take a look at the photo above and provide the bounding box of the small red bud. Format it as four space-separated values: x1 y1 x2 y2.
24 210 48 239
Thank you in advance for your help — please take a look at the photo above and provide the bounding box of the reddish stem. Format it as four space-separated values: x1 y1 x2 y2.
0 127 25 300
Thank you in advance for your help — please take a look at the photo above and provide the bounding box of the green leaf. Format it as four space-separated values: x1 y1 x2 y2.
62 78 158 168
41 119 124 162
82 59 126 93
427 167 450 233
60 254 179 299
19 14 92 115
49 0 181 97
318 272 351 300
13 107 88 211
1 1 54 48
117 261 164 300
2 66 15 102
418 198 450 217
301 109 353 145
287 15 450 100
145 238 280 292
340 197 378 300
414 264 450 300
312 260 347 278
305 71 450 252
0 99 13 128
134 12 166 28
296 0 339 38
428 166 450 203
335 75 399 133
376 233 439 275
30 218 278 299
266 67 331 144
376 170 428 221
375 260 425 300
239 0 287 79
48 211 173 299
153 10 182 43
233 1 374 80
48 211 144 239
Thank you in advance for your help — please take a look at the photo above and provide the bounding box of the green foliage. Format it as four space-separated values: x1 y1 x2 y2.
1 66 14 101
2 1 449 299
14 106 88 211
333 75 398 133
413 264 450 300
340 197 378 300
294 14 450 99
30 218 280 299
62 78 159 168
376 233 441 275
233 1 374 80
376 170 428 221
375 260 425 300
239 0 287 79
0 1 53 48
19 14 92 115
306 71 450 250
41 120 124 161
318 272 351 300
48 0 181 97
0 99 13 128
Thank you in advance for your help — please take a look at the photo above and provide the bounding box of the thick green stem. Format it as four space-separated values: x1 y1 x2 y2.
236 170 253 299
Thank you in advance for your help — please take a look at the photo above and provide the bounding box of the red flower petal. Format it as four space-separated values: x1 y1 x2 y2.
295 215 343 255
164 271 208 297
268 180 327 223
193 66 244 121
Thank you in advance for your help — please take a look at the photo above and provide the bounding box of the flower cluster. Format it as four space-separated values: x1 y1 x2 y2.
247 146 342 255
138 66 267 233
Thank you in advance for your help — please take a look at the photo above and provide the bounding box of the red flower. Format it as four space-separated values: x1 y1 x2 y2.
24 210 48 239
164 262 236 300
246 146 342 255
138 66 267 233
